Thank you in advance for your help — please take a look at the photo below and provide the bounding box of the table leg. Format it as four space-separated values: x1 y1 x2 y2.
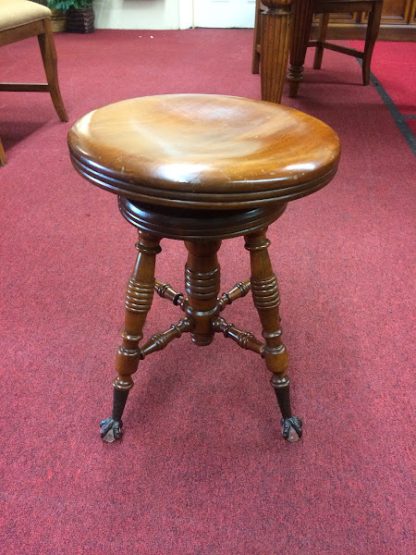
287 0 314 98
260 0 293 103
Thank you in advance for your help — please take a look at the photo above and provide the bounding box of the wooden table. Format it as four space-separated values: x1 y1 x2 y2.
260 0 315 102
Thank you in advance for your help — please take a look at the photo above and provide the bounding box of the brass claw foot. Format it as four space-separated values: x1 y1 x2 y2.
281 416 303 442
100 417 123 443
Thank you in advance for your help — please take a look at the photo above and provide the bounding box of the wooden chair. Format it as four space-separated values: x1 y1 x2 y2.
0 0 68 165
310 0 383 86
252 0 383 99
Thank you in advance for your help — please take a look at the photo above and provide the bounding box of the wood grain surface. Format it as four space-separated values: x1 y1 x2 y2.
68 94 340 209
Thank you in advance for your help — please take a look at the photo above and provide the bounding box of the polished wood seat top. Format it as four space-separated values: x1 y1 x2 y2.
68 94 340 209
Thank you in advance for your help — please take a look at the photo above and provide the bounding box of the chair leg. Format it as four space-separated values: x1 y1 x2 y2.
0 137 6 166
362 2 382 85
251 0 262 74
100 232 161 443
37 18 68 122
245 230 302 442
313 13 330 70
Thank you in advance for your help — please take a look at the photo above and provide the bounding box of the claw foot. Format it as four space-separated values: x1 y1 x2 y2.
281 416 303 442
100 417 123 443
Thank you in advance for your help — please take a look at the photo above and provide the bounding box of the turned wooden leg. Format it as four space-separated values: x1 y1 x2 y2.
245 229 302 442
288 0 314 98
362 2 382 86
260 0 293 103
313 13 329 70
184 240 221 346
100 231 161 442
0 137 6 166
37 19 68 122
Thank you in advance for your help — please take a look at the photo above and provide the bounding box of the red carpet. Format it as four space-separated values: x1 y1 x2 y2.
1 31 415 554
351 40 416 148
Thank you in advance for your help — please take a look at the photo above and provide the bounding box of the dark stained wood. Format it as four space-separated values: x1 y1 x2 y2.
154 280 185 308
300 0 384 93
119 197 288 239
114 231 161 390
140 318 191 358
245 228 303 441
313 13 331 69
100 231 162 442
0 138 5 166
244 230 288 376
68 94 340 443
252 0 262 74
184 240 222 346
37 18 68 121
218 280 251 311
0 5 67 165
318 23 416 39
0 19 45 47
259 0 293 103
0 83 50 91
287 0 314 98
213 316 264 355
253 0 389 100
361 0 384 84
309 0 416 39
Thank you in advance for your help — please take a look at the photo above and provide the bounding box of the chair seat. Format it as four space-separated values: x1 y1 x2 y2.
68 94 340 210
0 0 51 31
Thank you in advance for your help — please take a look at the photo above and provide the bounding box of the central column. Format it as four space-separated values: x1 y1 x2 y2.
184 240 221 346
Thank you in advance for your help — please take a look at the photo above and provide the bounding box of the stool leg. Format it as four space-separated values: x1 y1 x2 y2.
245 230 302 442
184 240 221 346
100 231 161 443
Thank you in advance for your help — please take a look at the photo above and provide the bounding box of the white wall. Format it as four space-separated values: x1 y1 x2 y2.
94 0 188 30
94 0 254 30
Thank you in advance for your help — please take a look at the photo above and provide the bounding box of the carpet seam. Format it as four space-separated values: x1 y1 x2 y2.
369 71 416 156
353 54 416 156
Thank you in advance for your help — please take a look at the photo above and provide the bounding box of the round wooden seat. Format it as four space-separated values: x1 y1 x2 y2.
68 94 340 445
68 94 340 210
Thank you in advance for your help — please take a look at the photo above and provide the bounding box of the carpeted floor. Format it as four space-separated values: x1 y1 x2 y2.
1 31 415 554
351 40 416 150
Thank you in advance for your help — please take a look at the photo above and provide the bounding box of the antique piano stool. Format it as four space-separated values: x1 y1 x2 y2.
68 94 340 444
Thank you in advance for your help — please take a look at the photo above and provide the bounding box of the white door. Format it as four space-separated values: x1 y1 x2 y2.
193 0 255 28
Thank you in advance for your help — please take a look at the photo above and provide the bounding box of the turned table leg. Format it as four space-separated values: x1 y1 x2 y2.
100 231 161 442
287 0 314 98
245 230 302 441
260 0 293 103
